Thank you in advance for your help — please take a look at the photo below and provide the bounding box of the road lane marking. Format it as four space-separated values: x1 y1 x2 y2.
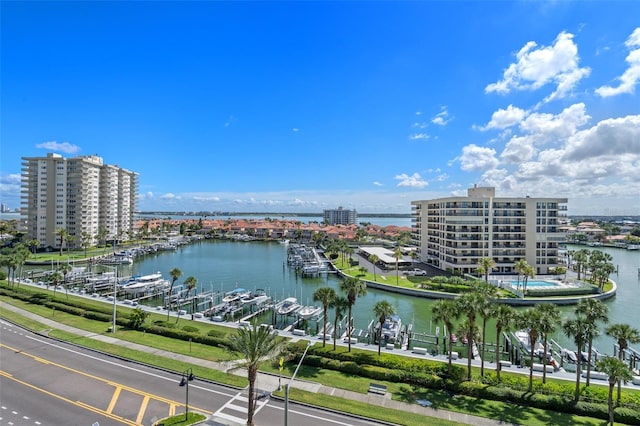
106 387 122 414
136 395 150 424
0 370 137 425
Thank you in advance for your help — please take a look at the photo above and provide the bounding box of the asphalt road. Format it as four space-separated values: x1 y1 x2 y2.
0 320 385 426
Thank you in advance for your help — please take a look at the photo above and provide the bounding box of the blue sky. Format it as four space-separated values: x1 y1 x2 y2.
1 1 639 215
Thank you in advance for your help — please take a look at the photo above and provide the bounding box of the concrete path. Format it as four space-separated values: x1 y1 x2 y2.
0 301 515 425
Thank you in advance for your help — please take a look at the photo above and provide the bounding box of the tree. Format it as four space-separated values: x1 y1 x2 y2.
228 323 286 426
59 263 73 299
313 287 336 347
177 276 198 323
514 259 529 292
606 323 640 405
476 282 497 378
575 298 609 386
596 356 633 426
373 300 396 356
456 292 483 380
56 228 68 256
518 308 542 391
368 254 379 282
167 267 183 320
49 271 63 298
81 231 92 258
330 296 349 351
339 277 367 352
392 246 403 285
128 307 150 329
536 303 561 384
563 316 590 400
477 257 496 283
573 249 590 280
431 299 458 377
521 264 535 295
493 304 516 381
65 233 74 256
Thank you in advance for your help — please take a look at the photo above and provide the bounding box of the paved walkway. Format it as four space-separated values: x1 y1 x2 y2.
1 301 511 426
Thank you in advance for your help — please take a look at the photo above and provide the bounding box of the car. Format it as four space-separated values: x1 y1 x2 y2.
406 268 427 276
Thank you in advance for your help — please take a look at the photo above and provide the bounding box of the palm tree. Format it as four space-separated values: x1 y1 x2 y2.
606 323 640 405
573 249 590 280
521 264 535 294
563 316 590 400
536 303 561 384
596 356 633 426
313 287 336 347
392 246 403 285
368 254 379 281
49 271 63 298
228 323 286 426
65 233 74 256
56 228 68 256
493 304 516 381
59 263 73 299
330 296 349 350
456 292 483 381
476 282 497 378
373 300 396 355
167 267 183 320
576 298 609 386
518 308 542 391
177 276 198 323
477 257 496 283
431 299 458 377
514 259 529 292
339 277 367 352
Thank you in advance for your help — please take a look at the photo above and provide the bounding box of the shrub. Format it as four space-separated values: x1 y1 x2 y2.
182 325 200 333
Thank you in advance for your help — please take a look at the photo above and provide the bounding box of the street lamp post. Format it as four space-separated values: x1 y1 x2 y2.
100 264 118 334
284 340 312 426
179 368 195 421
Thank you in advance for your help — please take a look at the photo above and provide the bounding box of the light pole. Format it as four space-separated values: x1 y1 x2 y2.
284 340 312 426
179 368 195 421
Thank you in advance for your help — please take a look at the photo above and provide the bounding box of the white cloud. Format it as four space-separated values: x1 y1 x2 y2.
409 133 430 140
36 141 81 154
431 107 453 126
458 144 499 171
292 128 299 132
485 31 590 104
415 111 422 116
596 27 640 97
412 122 428 129
373 181 383 187
479 104 527 130
160 193 180 200
395 173 428 188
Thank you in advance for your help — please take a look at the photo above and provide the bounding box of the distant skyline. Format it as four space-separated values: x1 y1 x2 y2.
1 1 639 216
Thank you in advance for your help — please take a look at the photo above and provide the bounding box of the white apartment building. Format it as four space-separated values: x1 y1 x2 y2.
323 207 358 226
411 186 567 276
21 153 138 250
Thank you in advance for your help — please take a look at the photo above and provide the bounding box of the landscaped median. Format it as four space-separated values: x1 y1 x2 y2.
2 282 639 425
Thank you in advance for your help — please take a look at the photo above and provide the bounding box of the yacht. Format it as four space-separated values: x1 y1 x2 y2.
377 314 402 343
297 305 322 320
276 297 301 315
121 272 169 295
223 288 250 304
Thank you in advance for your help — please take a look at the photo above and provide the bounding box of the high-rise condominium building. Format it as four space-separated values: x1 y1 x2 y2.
21 153 138 250
411 186 567 275
323 207 358 226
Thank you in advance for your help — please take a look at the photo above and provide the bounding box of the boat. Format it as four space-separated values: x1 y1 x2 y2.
84 272 116 291
240 289 270 306
377 314 402 343
297 305 322 320
276 297 301 315
223 288 250 304
450 333 458 344
121 272 170 295
99 254 133 265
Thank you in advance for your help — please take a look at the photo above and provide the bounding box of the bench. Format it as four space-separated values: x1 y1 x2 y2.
413 347 428 355
368 383 387 395
386 343 395 350
292 328 306 336
449 351 459 360
532 363 554 373
499 360 512 368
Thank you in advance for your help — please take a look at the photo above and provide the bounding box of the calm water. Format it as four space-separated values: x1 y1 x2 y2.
115 240 638 353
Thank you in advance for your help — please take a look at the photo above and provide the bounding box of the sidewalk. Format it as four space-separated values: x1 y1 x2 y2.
0 301 515 426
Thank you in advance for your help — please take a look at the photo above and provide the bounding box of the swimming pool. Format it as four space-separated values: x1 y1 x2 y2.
509 280 560 288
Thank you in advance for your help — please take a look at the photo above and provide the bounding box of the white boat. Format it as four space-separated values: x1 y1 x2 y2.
84 272 116 291
240 289 270 306
377 314 402 343
223 288 250 303
297 305 322 319
121 272 169 295
276 297 301 315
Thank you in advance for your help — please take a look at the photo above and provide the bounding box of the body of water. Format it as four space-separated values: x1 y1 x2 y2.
111 240 638 354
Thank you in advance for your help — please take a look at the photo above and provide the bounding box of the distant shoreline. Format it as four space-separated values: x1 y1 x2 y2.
137 211 412 218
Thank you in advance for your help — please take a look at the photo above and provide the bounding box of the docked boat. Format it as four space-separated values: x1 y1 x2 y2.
377 314 402 343
222 288 250 304
276 297 301 315
297 305 322 320
121 272 169 295
84 272 116 292
240 289 270 306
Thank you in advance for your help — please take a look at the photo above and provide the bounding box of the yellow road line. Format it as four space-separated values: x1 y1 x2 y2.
0 369 137 425
136 395 150 424
107 386 122 414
